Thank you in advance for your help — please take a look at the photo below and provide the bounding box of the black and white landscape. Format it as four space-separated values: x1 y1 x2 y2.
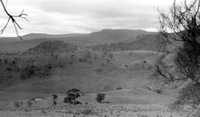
0 0 199 116
0 29 191 116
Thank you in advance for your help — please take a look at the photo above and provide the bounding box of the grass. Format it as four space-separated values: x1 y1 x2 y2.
0 49 175 109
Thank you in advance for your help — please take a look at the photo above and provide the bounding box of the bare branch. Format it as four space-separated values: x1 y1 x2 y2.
0 0 28 40
0 17 10 34
157 0 200 109
13 21 23 40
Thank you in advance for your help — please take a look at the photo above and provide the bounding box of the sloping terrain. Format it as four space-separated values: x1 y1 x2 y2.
27 40 78 53
0 29 186 116
0 30 168 101
0 50 157 94
0 29 156 53
87 34 159 52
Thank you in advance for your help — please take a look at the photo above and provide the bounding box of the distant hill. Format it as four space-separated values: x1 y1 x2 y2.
0 33 85 42
64 29 156 46
21 33 85 40
27 40 78 53
87 34 159 52
87 29 152 43
0 29 158 53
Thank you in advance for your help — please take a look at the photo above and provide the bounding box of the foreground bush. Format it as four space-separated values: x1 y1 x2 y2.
96 92 105 103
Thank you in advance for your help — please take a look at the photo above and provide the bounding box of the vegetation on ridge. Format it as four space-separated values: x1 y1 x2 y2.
28 40 78 53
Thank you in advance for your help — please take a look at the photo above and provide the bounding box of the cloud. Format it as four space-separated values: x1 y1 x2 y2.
0 0 178 36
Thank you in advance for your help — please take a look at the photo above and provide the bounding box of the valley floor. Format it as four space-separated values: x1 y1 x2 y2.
0 104 194 117
0 88 196 117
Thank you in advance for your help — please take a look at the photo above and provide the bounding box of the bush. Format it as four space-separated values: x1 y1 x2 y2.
52 94 58 105
154 89 162 94
52 94 58 99
117 87 122 90
14 101 23 107
96 92 105 103
82 109 95 115
27 100 33 107
64 88 81 104
53 101 57 105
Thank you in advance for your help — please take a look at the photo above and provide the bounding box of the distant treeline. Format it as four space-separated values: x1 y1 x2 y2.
86 34 158 52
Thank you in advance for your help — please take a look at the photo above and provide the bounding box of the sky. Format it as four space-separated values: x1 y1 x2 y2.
0 0 190 37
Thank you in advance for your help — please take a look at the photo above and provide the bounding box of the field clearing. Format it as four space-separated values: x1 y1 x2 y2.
0 89 192 117
0 49 185 117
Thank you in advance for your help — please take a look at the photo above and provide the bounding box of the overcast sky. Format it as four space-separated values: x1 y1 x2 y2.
0 0 190 36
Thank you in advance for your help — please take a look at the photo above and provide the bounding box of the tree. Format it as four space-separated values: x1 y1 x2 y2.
4 58 8 64
96 92 105 103
0 0 28 39
52 94 58 106
64 88 81 104
155 0 200 110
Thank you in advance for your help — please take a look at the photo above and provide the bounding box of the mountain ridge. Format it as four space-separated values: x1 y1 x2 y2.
0 29 158 53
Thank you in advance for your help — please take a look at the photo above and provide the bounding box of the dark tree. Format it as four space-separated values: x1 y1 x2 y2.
4 58 8 64
52 94 58 106
155 0 200 110
64 88 81 104
52 94 58 99
96 92 105 103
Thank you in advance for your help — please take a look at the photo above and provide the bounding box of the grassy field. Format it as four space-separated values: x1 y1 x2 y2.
0 50 160 95
0 48 188 116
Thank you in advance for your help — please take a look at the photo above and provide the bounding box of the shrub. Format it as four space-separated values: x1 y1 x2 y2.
14 101 22 107
52 94 58 105
96 92 105 103
64 88 81 104
154 89 162 94
52 94 58 99
27 100 33 107
82 109 95 115
4 58 8 64
117 87 122 90
53 101 57 105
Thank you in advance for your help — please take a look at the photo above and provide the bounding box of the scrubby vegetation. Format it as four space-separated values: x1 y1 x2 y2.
87 34 158 52
28 40 78 53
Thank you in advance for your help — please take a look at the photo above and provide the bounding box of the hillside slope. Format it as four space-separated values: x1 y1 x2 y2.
87 34 159 52
0 50 160 94
0 29 156 53
27 40 78 53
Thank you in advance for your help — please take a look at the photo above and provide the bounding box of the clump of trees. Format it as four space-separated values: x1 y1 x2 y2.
13 100 23 107
116 87 122 90
86 35 157 52
20 65 40 80
155 0 200 111
64 88 81 105
28 40 78 53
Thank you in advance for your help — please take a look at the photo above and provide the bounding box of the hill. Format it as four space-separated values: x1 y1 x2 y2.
21 33 85 40
0 33 85 43
0 29 157 53
27 40 78 53
0 49 160 94
87 34 159 52
64 29 155 46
